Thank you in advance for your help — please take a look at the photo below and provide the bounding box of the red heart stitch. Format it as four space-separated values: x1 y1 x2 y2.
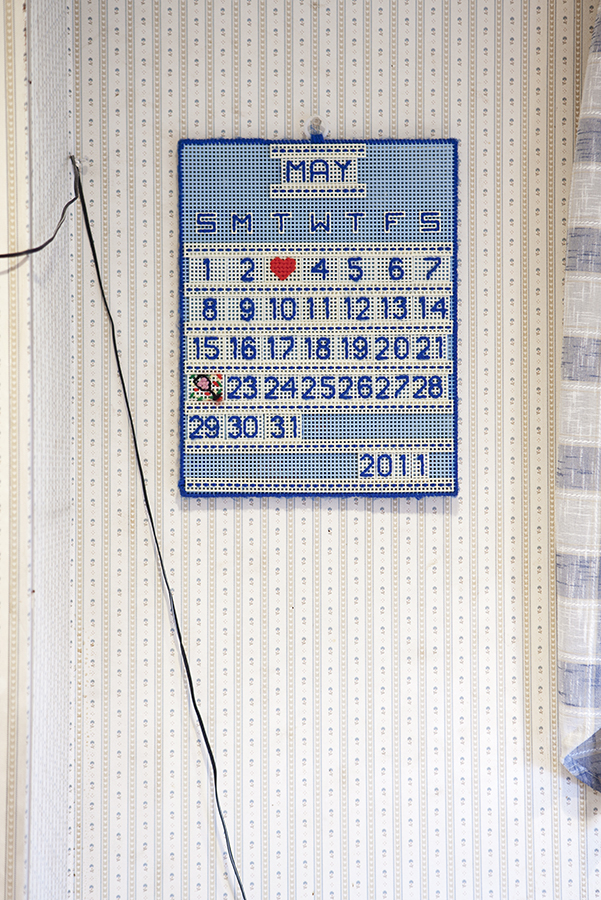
270 257 296 280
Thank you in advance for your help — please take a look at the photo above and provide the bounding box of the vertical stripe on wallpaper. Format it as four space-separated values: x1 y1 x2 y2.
67 1 601 899
126 2 138 896
494 1 507 891
548 0 561 884
72 0 84 893
467 0 481 894
0 3 29 899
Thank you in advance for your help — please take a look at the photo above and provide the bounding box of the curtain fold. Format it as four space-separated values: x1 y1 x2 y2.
557 1 601 790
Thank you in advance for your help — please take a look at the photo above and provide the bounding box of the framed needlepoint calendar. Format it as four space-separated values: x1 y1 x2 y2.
178 137 458 497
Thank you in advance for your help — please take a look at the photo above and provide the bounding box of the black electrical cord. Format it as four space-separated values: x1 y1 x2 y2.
1 158 247 899
69 157 247 900
0 192 78 258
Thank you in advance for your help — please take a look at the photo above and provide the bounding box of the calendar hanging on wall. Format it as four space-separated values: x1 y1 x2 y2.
178 138 458 496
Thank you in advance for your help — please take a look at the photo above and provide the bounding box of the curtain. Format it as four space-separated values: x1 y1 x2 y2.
557 1 601 790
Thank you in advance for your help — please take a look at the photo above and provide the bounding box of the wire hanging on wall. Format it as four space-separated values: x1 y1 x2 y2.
0 157 248 900
71 157 248 900
0 192 78 258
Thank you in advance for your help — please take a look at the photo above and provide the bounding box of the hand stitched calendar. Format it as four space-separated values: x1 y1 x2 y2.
178 138 458 496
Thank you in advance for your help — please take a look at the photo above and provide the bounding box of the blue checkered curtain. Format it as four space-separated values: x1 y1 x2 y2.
557 3 601 790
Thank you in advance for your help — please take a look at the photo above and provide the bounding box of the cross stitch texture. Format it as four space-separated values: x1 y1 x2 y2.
179 138 458 496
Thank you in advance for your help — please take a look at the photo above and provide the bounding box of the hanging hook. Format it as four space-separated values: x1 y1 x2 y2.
303 114 331 141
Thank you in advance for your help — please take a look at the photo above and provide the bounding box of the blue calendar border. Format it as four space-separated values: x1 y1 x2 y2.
177 137 459 498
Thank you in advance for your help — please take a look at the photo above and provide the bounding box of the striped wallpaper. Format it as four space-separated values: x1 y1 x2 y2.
3 0 601 898
1 1 31 897
69 1 600 898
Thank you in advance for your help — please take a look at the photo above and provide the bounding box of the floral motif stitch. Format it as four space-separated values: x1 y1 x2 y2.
189 373 223 403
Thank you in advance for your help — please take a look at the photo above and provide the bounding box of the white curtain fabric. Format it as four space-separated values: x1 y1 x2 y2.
557 1 601 790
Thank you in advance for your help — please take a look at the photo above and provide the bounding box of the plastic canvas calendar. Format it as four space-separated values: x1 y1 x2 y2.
178 138 458 496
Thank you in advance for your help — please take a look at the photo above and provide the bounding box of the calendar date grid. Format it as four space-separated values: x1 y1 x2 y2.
183 245 453 289
183 324 453 365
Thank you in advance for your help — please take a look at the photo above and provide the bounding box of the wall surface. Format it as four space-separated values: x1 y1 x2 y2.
0 2 75 897
71 1 601 898
27 2 75 897
0 2 32 897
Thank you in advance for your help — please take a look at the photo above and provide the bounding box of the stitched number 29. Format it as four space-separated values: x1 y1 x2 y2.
189 415 219 439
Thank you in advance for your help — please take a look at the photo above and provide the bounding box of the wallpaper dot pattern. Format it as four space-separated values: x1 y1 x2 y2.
68 1 601 899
